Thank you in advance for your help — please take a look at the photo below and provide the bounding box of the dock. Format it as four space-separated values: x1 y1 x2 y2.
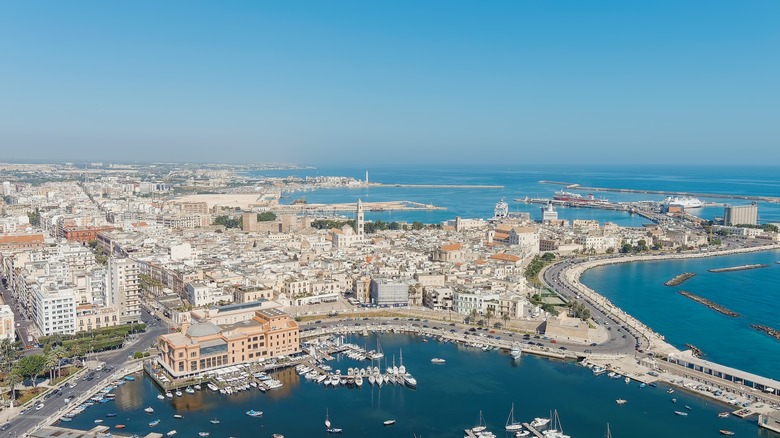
522 423 545 437
537 181 780 203
759 411 780 433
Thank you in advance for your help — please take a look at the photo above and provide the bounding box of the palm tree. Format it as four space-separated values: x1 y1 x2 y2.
45 350 58 381
502 312 510 328
468 308 478 325
52 346 68 379
485 308 495 327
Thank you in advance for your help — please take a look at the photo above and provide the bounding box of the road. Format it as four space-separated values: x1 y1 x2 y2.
0 277 37 350
2 308 169 437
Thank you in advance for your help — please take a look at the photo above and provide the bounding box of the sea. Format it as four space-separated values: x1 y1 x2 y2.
68 165 780 437
66 335 774 438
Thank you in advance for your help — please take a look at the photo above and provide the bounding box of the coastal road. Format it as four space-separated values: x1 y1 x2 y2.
3 308 169 436
542 259 641 356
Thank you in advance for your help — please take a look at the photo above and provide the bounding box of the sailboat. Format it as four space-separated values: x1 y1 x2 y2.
471 410 487 433
373 339 384 360
325 409 342 434
398 348 406 375
505 403 523 431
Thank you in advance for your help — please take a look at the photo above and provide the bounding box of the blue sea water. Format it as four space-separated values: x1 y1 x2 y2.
249 165 780 225
67 334 773 438
581 250 780 380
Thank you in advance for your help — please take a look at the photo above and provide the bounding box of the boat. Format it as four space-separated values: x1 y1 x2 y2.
210 419 220 424
166 431 177 437
615 399 627 405
326 428 343 434
165 392 173 398
685 405 692 411
325 409 342 433
515 431 530 437
144 407 154 413
246 410 263 417
667 388 675 394
123 376 135 381
718 412 730 418
149 420 160 427
624 377 630 384
661 196 703 210
372 339 384 360
674 411 688 416
173 414 183 419
505 403 523 431
510 347 522 360
403 372 417 389
554 190 609 204
60 417 72 422
431 358 446 364
198 433 209 437
194 384 202 391
530 417 550 428
472 410 487 433
115 425 125 429
383 420 396 426
106 413 117 417
94 420 104 424
156 394 165 400
719 431 735 436
398 348 406 375
184 386 195 394
175 390 182 397
672 398 677 403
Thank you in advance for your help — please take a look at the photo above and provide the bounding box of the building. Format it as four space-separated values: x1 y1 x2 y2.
423 288 453 311
724 203 758 226
31 281 76 336
63 226 115 243
0 305 14 340
75 304 121 333
541 202 558 223
106 258 141 323
157 308 300 378
452 289 500 317
369 278 409 307
185 282 234 307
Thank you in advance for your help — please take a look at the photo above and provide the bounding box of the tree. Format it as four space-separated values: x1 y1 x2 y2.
411 221 424 230
606 247 615 254
621 243 633 254
14 355 46 387
468 308 478 325
0 338 16 375
256 212 277 222
45 350 58 381
502 312 510 328
485 308 495 327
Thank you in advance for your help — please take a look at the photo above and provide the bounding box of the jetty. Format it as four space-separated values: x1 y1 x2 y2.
684 343 704 358
537 181 780 203
678 291 739 317
751 324 780 341
665 273 696 287
708 264 768 273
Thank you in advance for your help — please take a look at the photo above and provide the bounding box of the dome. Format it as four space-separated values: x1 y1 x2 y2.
186 322 221 337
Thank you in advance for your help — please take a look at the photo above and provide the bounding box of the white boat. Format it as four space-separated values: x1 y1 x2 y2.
403 372 417 389
368 375 375 385
541 410 570 438
156 394 165 400
194 384 202 391
355 375 363 387
431 358 446 364
510 348 522 360
616 399 627 405
175 390 182 397
372 339 384 360
383 419 396 426
246 410 263 417
398 348 406 375
173 414 183 419
198 433 209 437
210 419 220 424
207 383 219 392
515 431 530 437
165 392 173 398
530 417 550 429
149 420 160 427
144 407 154 413
472 410 487 433
166 430 177 437
624 377 630 384
674 411 688 416
505 403 523 431
185 386 195 394
661 196 703 210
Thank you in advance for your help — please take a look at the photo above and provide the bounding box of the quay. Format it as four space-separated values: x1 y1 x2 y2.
376 183 504 189
759 411 780 433
537 181 780 203
515 196 631 212
30 425 162 438
664 272 696 287
708 263 768 273
678 290 739 317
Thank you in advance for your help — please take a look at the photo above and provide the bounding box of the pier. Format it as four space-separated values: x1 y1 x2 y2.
708 264 768 273
538 181 780 203
678 290 739 317
664 272 696 287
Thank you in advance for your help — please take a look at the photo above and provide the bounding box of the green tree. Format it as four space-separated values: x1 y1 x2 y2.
256 212 277 222
502 313 510 328
14 355 46 387
411 221 424 230
213 215 242 228
620 243 633 254
485 308 495 327
606 247 615 254
468 308 478 325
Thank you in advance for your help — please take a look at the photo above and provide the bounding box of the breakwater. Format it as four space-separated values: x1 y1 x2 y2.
708 264 768 273
677 290 740 317
751 324 780 341
665 272 696 286
537 181 780 203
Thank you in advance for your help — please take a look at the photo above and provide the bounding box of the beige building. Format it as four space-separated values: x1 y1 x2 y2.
157 308 300 378
0 305 14 341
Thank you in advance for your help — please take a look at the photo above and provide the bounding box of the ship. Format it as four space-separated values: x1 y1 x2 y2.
554 190 609 204
661 196 703 210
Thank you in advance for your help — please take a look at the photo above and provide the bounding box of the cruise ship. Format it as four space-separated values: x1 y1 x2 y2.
661 196 703 210
553 190 609 204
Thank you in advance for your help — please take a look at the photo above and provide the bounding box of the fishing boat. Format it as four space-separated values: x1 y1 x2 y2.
383 419 396 426
173 414 183 419
210 419 220 424
166 430 177 436
149 420 160 427
718 412 730 418
472 410 488 433
674 411 688 416
719 431 735 436
246 410 263 417
615 399 627 405
198 433 210 437
144 407 154 413
505 403 523 431
431 358 446 364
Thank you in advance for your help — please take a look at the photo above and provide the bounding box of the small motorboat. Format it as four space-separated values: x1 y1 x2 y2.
246 410 263 417
94 420 104 424
718 412 730 418
674 411 688 416
326 428 343 434
123 376 135 381
430 358 445 364
615 399 627 405
672 398 678 403
719 431 735 436
149 420 160 427
106 413 117 417
175 390 183 397
667 388 675 394
144 407 154 413
383 419 396 426
210 419 220 424
173 414 183 419
166 430 177 437
198 433 210 437
685 405 692 411
115 425 125 429
157 394 165 400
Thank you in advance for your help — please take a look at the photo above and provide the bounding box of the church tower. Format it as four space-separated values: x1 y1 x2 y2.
356 198 365 239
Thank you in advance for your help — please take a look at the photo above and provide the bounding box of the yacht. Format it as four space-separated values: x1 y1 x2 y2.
472 411 488 433
383 420 396 426
403 372 417 389
185 386 195 394
166 431 177 437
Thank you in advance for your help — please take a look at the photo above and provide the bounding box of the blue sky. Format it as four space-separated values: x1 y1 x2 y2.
1 1 779 165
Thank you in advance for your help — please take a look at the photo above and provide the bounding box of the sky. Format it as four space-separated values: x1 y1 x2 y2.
1 1 779 166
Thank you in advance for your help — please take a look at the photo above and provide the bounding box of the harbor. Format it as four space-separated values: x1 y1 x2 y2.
537 180 780 203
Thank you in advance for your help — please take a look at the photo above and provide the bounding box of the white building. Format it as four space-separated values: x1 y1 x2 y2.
369 278 409 307
452 289 501 316
185 282 234 307
32 282 77 335
0 305 14 340
106 257 141 323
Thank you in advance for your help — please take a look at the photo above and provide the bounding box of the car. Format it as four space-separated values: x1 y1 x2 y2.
450 329 456 333
449 323 456 326
589 343 597 346
536 342 544 346
469 328 476 332
558 346 567 350
314 320 322 324
393 317 399 320
422 325 428 328
354 323 360 326
622 334 627 338
35 403 44 410
64 397 73 403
